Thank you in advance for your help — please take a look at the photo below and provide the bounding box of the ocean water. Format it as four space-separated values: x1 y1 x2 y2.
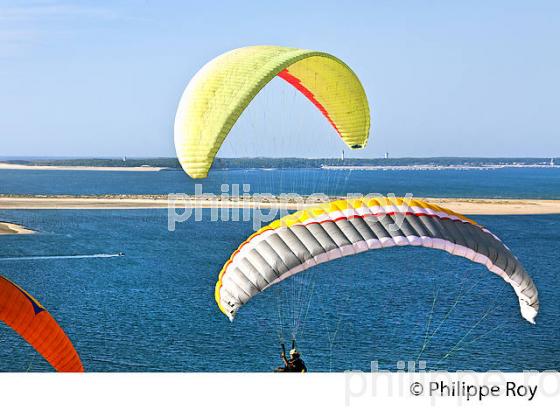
1 166 560 198
0 168 559 372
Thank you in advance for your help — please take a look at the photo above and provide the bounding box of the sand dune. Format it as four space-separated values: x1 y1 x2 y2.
0 195 559 214
2 196 557 235
0 221 35 235
0 163 165 172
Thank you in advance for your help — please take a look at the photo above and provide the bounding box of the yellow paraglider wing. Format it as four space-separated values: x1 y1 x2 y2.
174 45 370 178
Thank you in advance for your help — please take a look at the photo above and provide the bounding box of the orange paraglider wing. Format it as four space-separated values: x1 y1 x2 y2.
0 275 84 372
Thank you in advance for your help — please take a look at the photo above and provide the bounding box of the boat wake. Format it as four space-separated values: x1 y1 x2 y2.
0 253 124 261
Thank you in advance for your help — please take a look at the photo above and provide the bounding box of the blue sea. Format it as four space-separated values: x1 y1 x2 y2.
0 166 560 198
0 167 559 372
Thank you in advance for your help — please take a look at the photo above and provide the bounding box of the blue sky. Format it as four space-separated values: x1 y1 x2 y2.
0 0 558 158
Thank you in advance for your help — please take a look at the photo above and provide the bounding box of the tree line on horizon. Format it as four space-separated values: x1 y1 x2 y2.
3 157 556 170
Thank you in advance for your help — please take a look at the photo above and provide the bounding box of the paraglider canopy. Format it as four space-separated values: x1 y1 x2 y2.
0 275 83 372
215 197 539 324
174 45 371 178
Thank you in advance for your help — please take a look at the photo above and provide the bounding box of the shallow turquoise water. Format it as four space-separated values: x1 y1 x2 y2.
0 209 558 372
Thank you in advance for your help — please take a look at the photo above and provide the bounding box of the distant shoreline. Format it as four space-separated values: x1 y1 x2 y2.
2 163 557 172
0 157 557 172
0 163 167 172
0 195 559 215
321 164 559 171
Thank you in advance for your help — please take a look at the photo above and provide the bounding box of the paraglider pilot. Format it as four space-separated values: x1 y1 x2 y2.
276 341 307 373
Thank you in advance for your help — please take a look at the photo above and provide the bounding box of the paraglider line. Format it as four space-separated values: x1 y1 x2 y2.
417 286 440 362
435 304 499 366
417 276 484 360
